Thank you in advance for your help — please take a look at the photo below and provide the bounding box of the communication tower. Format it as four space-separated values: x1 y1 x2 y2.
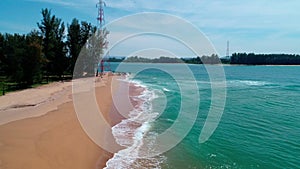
96 0 111 75
226 40 230 59
96 0 106 29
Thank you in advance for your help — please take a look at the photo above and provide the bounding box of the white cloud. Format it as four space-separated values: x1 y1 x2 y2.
26 0 78 7
26 0 300 31
105 13 217 57
23 0 300 54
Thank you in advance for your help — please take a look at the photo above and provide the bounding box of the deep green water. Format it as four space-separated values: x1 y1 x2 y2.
109 63 300 169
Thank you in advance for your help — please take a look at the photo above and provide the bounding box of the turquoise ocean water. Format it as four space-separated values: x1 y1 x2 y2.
106 63 300 169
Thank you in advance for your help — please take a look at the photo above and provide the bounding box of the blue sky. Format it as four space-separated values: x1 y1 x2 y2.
1 0 300 56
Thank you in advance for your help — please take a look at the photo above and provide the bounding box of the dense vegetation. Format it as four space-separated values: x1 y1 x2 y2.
121 53 300 65
122 54 221 64
183 54 220 64
231 53 300 65
0 8 98 94
107 57 125 62
124 56 183 63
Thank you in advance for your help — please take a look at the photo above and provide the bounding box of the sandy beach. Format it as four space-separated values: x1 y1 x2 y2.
0 74 141 169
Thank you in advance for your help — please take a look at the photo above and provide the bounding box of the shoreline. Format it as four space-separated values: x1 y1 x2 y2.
104 79 162 169
102 77 147 168
0 73 144 169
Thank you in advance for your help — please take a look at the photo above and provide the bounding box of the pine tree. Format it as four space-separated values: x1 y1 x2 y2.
38 8 67 79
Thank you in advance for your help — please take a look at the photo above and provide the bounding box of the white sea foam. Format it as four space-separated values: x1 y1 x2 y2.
194 80 271 88
162 87 171 92
165 118 175 123
227 80 271 87
104 80 165 169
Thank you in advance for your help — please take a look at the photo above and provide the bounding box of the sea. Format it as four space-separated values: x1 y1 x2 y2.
104 63 300 169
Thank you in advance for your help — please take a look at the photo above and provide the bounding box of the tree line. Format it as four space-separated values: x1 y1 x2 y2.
230 53 300 65
121 53 300 65
121 54 221 64
124 56 183 63
0 8 98 88
182 54 220 64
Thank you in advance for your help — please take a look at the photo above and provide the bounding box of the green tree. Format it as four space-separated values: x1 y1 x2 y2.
53 21 67 77
67 19 97 76
22 30 43 85
74 27 108 77
0 33 4 75
67 18 81 73
38 8 67 78
2 33 26 84
0 32 43 86
80 21 96 45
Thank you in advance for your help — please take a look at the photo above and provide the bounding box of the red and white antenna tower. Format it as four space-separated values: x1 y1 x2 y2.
96 0 111 75
96 0 106 29
96 0 109 48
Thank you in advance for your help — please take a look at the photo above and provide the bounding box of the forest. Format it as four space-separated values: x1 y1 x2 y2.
102 53 300 65
119 54 221 64
230 53 300 65
0 8 100 94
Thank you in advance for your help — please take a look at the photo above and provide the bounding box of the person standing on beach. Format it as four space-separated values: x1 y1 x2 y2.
100 60 104 77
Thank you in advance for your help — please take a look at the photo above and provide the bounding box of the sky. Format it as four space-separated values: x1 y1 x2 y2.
1 0 300 57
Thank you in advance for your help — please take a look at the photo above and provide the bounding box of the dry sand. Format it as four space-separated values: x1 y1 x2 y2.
0 74 130 169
